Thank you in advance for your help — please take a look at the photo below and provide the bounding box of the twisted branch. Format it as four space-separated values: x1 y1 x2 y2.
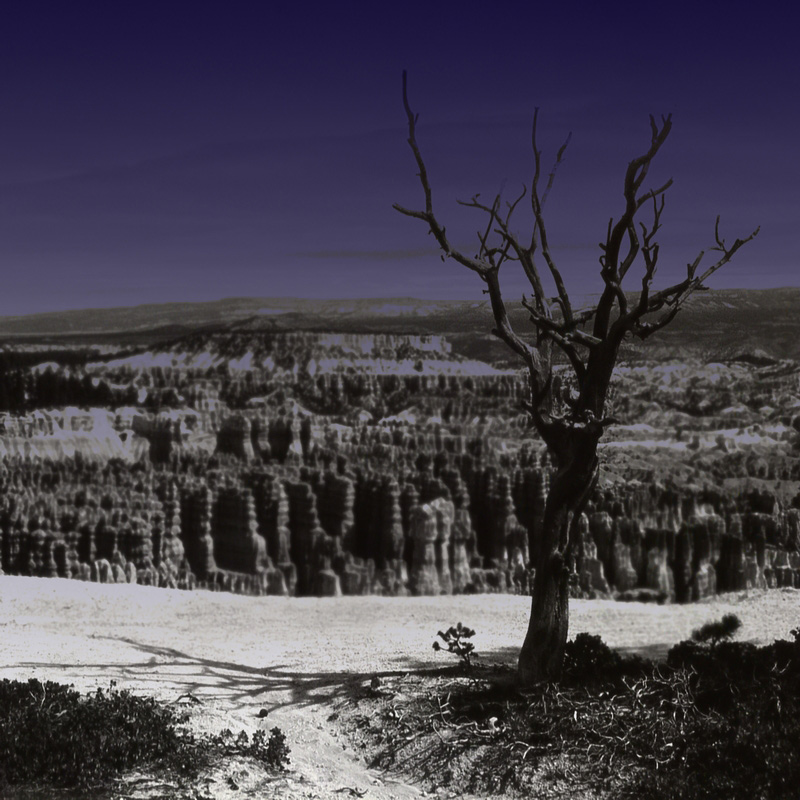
395 72 758 430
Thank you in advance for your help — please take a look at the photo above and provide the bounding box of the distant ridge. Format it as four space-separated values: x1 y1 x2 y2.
0 296 481 336
0 296 496 337
1 288 799 362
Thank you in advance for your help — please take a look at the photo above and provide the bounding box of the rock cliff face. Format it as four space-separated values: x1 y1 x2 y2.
1 444 798 599
2 331 800 599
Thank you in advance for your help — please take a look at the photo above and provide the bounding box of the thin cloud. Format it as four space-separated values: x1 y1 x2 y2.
296 240 601 261
296 246 458 261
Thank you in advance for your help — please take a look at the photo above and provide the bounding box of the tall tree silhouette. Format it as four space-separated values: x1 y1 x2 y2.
395 72 759 684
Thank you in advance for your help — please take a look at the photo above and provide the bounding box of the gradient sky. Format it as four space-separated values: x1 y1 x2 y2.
0 1 795 316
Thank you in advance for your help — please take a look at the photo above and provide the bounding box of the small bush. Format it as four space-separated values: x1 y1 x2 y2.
691 613 741 645
562 632 647 685
562 633 619 681
208 726 290 771
433 622 476 667
617 588 668 604
0 679 187 788
0 679 289 790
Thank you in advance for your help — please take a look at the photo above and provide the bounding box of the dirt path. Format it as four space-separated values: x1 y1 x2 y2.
2 576 798 798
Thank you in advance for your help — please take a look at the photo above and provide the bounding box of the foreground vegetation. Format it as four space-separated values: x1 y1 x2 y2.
5 609 799 798
0 679 289 794
338 621 800 799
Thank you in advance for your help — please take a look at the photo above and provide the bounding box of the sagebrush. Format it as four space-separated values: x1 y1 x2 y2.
0 679 289 790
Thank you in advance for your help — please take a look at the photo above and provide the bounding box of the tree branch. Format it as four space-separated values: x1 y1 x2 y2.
395 72 759 432
521 296 588 380
393 71 548 388
530 109 574 325
457 191 528 269
627 220 760 338
593 114 673 341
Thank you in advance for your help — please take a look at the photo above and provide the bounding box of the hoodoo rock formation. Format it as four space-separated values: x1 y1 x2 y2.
0 444 798 600
1 330 799 600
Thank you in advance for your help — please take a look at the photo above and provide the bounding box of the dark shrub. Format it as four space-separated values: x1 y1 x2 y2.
691 613 741 645
643 628 800 798
0 679 187 788
562 632 647 685
0 679 289 790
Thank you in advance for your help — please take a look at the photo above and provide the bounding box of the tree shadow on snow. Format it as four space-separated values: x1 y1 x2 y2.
14 636 452 713
13 637 672 715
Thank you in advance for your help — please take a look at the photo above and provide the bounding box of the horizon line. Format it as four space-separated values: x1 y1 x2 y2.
0 284 798 322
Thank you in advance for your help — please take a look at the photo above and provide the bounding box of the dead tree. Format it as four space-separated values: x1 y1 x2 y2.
394 72 759 685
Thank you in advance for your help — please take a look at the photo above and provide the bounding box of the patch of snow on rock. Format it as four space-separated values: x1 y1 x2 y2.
228 353 253 371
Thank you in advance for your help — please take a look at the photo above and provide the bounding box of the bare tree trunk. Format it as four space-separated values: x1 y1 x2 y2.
518 442 598 685
518 522 572 683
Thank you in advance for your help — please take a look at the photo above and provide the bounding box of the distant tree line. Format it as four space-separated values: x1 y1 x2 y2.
0 364 137 414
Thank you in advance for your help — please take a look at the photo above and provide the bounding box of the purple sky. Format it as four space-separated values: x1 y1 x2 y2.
0 1 795 315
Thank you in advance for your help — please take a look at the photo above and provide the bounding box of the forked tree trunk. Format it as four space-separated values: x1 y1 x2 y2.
518 436 599 685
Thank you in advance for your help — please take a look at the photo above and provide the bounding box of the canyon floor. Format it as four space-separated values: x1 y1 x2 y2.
2 577 799 798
